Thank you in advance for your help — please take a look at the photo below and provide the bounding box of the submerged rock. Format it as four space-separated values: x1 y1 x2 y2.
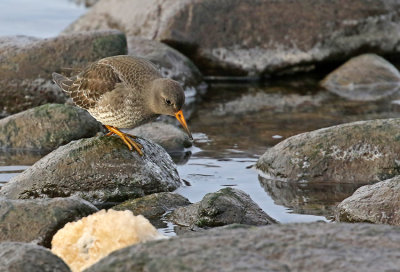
169 188 277 232
256 118 400 184
335 176 400 225
0 136 181 205
127 122 192 152
52 209 165 272
259 176 363 218
0 197 97 248
321 54 400 101
64 0 400 76
0 30 126 117
0 104 102 151
0 242 71 272
84 222 400 272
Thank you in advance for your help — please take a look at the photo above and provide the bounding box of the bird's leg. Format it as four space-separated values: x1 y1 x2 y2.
104 125 143 156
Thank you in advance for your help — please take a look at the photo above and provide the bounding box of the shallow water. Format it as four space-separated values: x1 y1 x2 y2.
2 1 400 233
0 0 86 38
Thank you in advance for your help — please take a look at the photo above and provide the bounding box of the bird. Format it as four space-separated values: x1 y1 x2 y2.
52 55 192 155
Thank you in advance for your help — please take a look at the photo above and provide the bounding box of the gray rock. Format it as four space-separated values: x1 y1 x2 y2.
113 192 190 228
256 118 400 184
84 222 400 272
0 197 97 248
321 54 400 101
169 188 277 232
0 242 71 272
335 176 400 225
128 37 203 91
0 30 126 117
126 122 192 152
0 104 102 151
64 0 400 76
0 136 181 205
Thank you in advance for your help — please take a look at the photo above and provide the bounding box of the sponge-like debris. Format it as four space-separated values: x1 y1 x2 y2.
51 209 166 272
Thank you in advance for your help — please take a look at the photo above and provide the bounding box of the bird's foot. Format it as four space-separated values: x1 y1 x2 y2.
104 125 143 155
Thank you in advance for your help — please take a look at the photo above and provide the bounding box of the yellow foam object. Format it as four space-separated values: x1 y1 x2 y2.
51 209 166 272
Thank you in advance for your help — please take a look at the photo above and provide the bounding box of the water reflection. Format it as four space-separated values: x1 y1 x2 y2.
190 80 400 154
259 176 368 219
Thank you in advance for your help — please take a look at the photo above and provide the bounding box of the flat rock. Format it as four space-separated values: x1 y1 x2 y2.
84 222 400 272
64 0 400 76
321 54 400 101
0 30 126 117
169 188 277 232
113 192 190 228
256 118 400 184
0 197 97 248
0 103 102 151
127 122 192 152
335 176 400 225
113 192 190 219
0 242 70 272
0 136 181 206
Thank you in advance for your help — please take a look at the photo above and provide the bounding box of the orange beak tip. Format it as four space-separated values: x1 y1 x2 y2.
175 110 193 141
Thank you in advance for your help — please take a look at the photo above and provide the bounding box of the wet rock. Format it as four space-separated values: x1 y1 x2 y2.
0 30 127 117
0 242 71 272
84 222 400 272
0 136 181 206
127 122 192 152
335 176 400 225
321 54 400 101
256 118 400 184
0 197 97 248
259 176 363 218
128 37 203 91
169 188 277 232
64 0 400 76
113 192 190 220
0 104 102 151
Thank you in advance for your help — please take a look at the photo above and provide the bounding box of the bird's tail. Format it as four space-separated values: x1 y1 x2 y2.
52 72 74 93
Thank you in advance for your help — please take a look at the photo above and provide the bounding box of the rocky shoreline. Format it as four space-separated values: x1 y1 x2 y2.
1 0 400 271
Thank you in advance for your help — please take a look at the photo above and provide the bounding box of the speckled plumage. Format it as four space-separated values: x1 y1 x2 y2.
53 55 162 128
53 55 192 154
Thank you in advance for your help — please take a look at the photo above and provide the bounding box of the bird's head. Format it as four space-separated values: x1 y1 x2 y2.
149 78 193 140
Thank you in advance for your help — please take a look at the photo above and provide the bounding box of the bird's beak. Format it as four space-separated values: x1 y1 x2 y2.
175 110 193 140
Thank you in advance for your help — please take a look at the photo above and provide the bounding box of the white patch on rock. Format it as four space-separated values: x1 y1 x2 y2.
328 144 383 161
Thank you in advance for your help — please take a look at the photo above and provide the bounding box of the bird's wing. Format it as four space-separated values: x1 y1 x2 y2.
52 63 122 110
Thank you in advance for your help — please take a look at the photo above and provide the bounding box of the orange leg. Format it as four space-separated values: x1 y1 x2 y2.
104 125 143 156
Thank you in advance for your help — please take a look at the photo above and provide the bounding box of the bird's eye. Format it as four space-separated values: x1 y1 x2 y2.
165 99 172 105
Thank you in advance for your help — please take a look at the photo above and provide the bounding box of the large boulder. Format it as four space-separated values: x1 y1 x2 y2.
84 222 400 272
321 54 400 101
0 104 102 151
335 176 400 225
0 197 97 248
256 118 400 184
0 30 126 117
169 188 277 232
64 0 400 76
0 136 181 205
0 242 71 272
